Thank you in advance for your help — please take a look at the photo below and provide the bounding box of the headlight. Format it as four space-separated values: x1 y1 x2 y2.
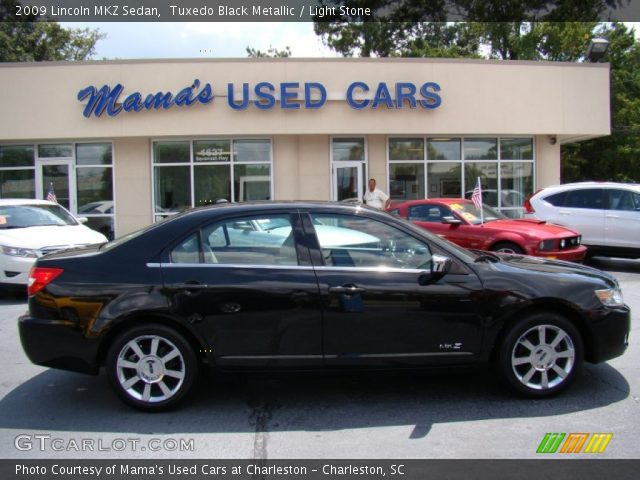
595 288 625 307
0 245 38 258
538 239 556 251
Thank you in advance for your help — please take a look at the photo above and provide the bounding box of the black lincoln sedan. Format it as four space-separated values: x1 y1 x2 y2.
19 202 630 410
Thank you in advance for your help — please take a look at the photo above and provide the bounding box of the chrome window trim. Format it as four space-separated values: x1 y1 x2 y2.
146 262 428 275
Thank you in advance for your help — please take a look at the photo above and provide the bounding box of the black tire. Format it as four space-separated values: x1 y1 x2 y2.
497 312 583 398
106 324 198 411
491 241 524 254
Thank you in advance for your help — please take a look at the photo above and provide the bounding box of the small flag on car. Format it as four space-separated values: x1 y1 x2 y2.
471 177 484 224
46 183 57 203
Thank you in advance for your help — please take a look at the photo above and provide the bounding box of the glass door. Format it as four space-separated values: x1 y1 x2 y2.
333 162 364 202
36 160 75 212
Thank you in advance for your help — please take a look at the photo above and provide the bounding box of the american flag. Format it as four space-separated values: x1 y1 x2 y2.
471 177 482 211
46 183 57 203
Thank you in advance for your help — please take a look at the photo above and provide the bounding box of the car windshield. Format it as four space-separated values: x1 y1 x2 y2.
449 202 506 225
0 204 78 229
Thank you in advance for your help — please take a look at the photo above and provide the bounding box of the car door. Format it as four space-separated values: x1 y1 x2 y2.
303 210 485 367
549 188 606 245
605 189 640 249
160 211 323 368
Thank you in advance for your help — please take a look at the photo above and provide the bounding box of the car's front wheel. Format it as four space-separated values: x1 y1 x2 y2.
491 241 524 254
497 313 583 397
106 324 198 411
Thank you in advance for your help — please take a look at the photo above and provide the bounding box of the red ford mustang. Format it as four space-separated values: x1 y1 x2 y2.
389 198 587 262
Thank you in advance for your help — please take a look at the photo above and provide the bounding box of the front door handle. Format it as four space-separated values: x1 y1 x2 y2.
173 281 208 293
329 285 366 295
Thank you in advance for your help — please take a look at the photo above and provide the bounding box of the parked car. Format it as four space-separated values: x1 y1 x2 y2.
0 199 108 291
389 198 586 262
19 202 629 410
524 182 640 258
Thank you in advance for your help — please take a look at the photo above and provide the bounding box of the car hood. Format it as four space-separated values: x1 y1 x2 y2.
485 218 579 238
493 253 618 287
0 225 107 249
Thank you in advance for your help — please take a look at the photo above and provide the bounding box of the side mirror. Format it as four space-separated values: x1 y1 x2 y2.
441 216 462 225
418 254 452 285
77 216 88 224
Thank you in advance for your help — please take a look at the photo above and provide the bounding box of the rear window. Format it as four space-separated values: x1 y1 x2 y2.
564 189 605 209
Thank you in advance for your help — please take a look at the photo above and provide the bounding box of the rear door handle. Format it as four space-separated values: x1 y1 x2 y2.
172 281 208 292
605 215 620 219
329 285 366 295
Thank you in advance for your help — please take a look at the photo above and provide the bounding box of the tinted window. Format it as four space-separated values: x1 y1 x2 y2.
564 189 605 209
310 213 431 269
543 191 568 207
408 204 451 222
608 189 640 211
202 214 298 266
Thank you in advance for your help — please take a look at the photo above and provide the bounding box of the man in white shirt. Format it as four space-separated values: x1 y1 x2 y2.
363 178 390 210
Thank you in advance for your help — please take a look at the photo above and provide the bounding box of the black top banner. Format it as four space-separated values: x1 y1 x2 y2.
3 0 640 22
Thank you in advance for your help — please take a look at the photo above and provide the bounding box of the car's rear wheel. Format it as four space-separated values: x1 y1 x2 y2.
491 242 524 254
497 313 583 397
106 324 198 411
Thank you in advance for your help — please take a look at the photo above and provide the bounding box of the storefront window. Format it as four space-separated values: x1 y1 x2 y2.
0 169 35 198
154 141 190 164
0 145 35 199
194 165 231 207
464 162 499 206
332 138 365 161
233 164 271 201
76 143 113 165
0 145 35 167
387 137 534 216
389 138 424 161
194 140 231 162
234 139 271 162
428 163 461 198
38 144 73 158
500 162 534 217
500 138 534 160
153 138 273 218
427 138 461 161
463 138 497 160
154 166 191 213
389 163 424 200
75 143 115 239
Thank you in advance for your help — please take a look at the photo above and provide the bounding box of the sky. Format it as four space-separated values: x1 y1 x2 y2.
61 22 338 59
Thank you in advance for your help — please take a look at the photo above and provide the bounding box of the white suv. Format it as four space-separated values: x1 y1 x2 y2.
524 182 640 258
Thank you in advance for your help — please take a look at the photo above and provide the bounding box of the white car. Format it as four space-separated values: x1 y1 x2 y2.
524 182 640 258
0 199 108 290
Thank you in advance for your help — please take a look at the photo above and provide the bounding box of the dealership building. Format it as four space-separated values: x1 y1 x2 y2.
0 58 610 239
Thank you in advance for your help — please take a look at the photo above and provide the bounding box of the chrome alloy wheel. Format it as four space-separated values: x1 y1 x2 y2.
510 324 576 391
116 335 186 403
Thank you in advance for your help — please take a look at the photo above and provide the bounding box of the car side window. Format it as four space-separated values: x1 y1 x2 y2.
171 233 207 264
310 213 432 270
408 205 451 222
564 189 605 210
544 191 568 207
608 189 638 211
202 214 299 266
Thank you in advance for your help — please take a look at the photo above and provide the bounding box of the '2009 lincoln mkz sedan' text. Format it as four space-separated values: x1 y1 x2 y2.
19 202 630 410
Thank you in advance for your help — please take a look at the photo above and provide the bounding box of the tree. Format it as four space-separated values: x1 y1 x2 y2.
313 0 624 58
0 0 104 61
246 45 292 58
561 23 640 182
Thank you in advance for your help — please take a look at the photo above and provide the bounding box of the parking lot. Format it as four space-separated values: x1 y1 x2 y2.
0 256 638 460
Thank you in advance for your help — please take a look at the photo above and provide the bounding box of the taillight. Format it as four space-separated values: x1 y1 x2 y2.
28 267 63 296
524 189 541 214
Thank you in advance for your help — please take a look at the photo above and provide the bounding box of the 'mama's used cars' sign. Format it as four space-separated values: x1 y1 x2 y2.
77 79 442 118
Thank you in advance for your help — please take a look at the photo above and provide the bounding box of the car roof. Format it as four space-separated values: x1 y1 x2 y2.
539 182 640 192
0 198 58 206
392 198 471 208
